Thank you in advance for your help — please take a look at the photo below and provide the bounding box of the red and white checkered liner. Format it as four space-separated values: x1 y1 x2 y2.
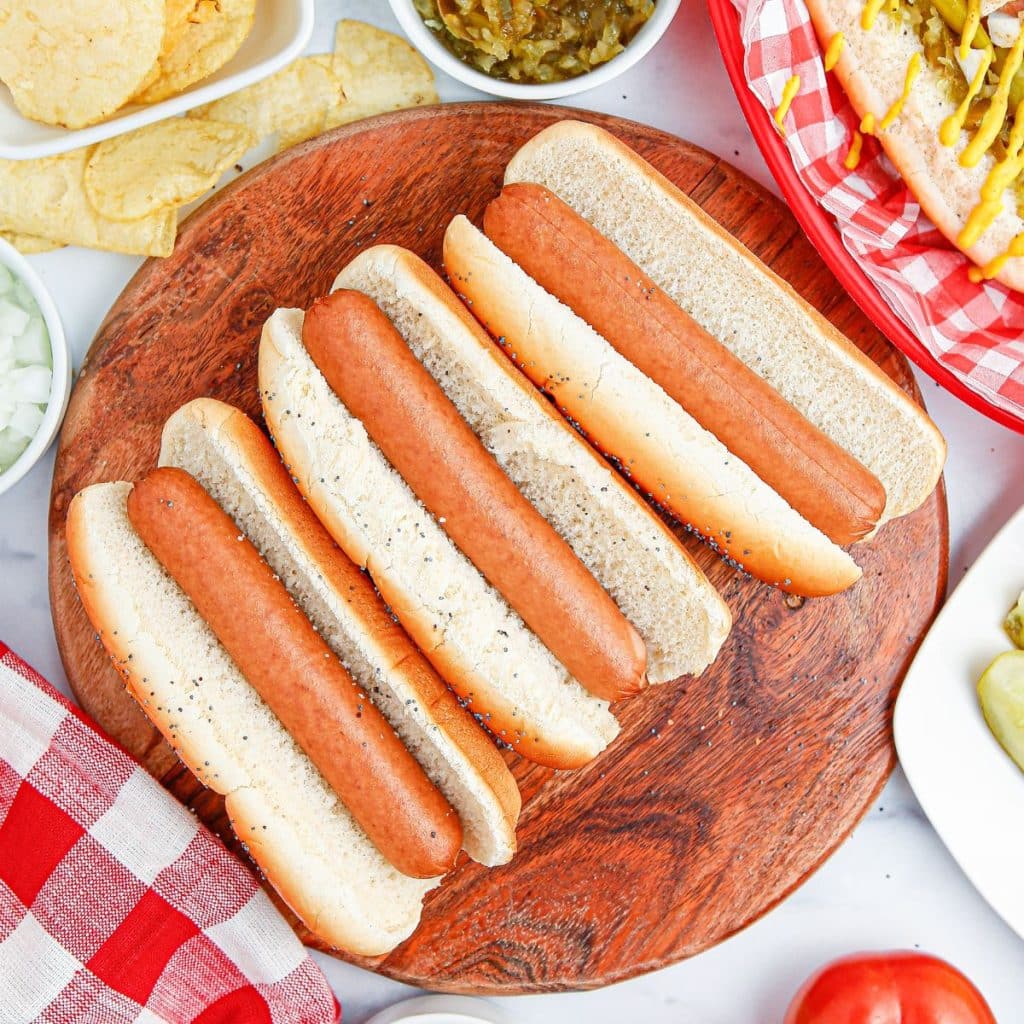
0 643 339 1024
732 0 1024 417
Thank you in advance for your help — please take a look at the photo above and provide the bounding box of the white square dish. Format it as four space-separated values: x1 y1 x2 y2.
894 504 1024 940
0 0 315 160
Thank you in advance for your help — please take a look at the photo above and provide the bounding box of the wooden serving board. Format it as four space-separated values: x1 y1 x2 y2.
48 104 948 994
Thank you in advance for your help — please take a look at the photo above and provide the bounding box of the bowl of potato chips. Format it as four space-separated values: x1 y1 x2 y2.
0 0 315 160
0 19 439 260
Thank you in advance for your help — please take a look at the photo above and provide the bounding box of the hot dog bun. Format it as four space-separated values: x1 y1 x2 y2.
159 397 521 866
445 214 862 596
502 120 946 520
302 290 648 704
332 244 732 683
66 482 435 955
805 0 1024 291
259 306 620 769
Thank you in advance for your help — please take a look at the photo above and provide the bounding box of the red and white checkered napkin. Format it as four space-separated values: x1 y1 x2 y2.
0 643 339 1024
732 0 1024 416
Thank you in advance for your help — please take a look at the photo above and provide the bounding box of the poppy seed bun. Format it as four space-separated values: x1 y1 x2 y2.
66 481 435 956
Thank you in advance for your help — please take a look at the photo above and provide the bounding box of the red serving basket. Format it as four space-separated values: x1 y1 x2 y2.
707 0 1024 433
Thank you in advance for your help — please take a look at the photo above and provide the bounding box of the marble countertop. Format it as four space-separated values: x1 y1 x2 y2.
4 1 1024 1019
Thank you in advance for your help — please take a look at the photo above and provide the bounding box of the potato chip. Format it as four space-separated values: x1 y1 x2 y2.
0 0 165 128
163 0 202 57
0 150 176 258
327 21 439 129
84 119 254 223
136 0 256 105
190 55 343 152
0 233 63 255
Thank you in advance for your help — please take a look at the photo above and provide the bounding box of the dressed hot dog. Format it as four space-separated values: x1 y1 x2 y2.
807 0 1024 288
482 183 887 547
126 465 462 879
302 290 648 703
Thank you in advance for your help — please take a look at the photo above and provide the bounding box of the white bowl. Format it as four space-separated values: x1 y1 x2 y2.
0 0 315 160
364 995 507 1024
0 240 71 497
388 0 682 100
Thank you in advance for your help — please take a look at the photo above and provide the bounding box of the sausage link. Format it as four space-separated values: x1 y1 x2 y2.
303 290 648 702
127 466 462 878
483 183 887 546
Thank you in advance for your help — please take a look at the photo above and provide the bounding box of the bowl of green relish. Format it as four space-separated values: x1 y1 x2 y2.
389 0 681 99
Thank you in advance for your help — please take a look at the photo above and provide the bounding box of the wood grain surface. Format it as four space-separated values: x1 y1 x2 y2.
47 103 949 994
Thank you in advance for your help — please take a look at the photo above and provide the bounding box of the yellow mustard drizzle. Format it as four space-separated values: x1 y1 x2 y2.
880 52 921 129
961 24 1024 167
940 45 993 146
845 129 865 168
860 111 876 134
774 75 801 134
824 32 845 71
959 96 1024 247
974 232 1024 279
960 0 982 60
861 0 888 30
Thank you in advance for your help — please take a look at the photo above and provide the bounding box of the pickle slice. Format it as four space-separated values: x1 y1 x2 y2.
978 649 1024 773
924 0 1024 110
1005 590 1024 648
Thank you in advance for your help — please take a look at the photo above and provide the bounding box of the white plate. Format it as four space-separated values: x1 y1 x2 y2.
0 0 314 160
894 504 1024 940
364 996 506 1024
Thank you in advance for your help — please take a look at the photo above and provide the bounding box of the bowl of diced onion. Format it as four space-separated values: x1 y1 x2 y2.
0 238 70 497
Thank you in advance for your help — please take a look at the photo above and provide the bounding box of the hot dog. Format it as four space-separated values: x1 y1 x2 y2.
806 0 1024 289
126 465 462 879
301 290 648 703
331 243 733 685
261 306 620 768
445 213 864 596
482 183 887 547
500 121 945 528
159 397 521 867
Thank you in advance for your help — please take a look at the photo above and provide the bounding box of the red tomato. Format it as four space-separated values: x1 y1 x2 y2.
784 951 997 1024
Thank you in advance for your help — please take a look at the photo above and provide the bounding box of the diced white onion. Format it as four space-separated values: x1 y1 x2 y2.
0 298 30 338
0 269 52 474
8 401 43 439
956 45 988 85
7 365 52 404
988 11 1023 48
0 427 29 468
